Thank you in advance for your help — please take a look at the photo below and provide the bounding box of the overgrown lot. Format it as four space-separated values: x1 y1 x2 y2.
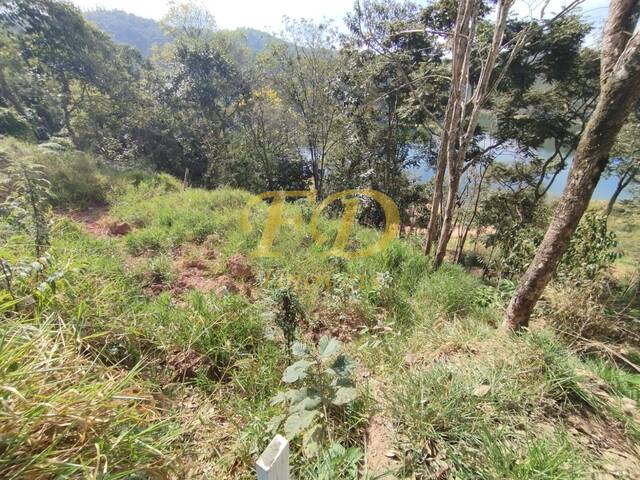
1 147 639 479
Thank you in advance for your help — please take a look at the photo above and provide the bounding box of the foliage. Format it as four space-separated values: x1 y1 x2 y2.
559 213 620 282
273 286 304 358
299 443 363 480
0 107 35 141
1 160 52 256
489 212 619 282
271 336 358 457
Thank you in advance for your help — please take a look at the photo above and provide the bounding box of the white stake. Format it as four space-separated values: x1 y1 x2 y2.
257 435 289 480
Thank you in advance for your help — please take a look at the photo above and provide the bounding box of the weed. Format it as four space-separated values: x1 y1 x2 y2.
271 336 359 457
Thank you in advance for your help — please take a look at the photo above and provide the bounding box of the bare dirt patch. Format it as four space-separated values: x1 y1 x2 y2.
164 250 254 299
358 366 401 478
226 253 254 282
60 206 110 236
59 206 135 238
306 306 371 342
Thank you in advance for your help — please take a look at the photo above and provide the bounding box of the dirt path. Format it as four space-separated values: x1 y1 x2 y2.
360 367 400 478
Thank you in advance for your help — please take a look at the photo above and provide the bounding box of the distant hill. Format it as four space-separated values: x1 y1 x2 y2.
236 28 283 55
84 9 170 57
83 9 282 57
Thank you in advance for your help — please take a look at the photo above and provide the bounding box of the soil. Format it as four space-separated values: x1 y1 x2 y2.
59 205 111 236
359 366 401 477
59 205 133 237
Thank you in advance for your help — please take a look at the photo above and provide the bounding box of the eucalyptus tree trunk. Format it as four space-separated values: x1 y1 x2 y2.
606 166 637 215
424 139 447 255
433 0 515 268
504 0 640 330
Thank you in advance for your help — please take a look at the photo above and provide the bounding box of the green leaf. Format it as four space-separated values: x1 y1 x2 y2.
267 414 285 433
284 410 317 438
270 392 287 406
303 424 323 457
292 341 310 358
318 336 340 359
329 354 355 378
286 387 309 404
332 386 358 406
290 388 322 412
282 359 314 383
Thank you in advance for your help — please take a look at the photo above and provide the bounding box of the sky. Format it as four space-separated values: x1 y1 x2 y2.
71 0 610 33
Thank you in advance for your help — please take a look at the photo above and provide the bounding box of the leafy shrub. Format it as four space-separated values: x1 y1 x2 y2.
273 286 304 358
558 213 620 282
39 151 110 207
271 337 359 457
0 107 35 141
2 160 52 256
495 213 620 282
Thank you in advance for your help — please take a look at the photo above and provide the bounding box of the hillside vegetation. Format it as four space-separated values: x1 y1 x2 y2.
84 9 283 57
1 0 640 478
1 140 639 479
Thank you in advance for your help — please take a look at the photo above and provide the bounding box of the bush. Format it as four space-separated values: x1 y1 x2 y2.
0 107 35 141
558 213 620 282
495 213 620 282
39 151 110 207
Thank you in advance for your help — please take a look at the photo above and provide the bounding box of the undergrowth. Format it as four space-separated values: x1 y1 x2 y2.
1 148 639 479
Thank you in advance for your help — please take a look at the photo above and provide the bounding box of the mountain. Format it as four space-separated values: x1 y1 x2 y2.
84 9 170 57
236 28 282 55
83 9 281 57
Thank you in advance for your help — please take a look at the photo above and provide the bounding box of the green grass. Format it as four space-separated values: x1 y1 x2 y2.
2 147 639 478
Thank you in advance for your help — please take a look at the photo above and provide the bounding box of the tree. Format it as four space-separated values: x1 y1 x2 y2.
267 19 341 198
161 0 217 43
494 44 599 203
416 0 586 267
0 0 143 148
504 0 640 331
3 0 119 144
341 0 445 229
234 85 307 191
150 5 251 184
605 112 640 215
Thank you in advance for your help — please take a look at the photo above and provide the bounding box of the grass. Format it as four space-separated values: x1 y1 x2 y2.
1 143 639 478
0 318 183 479
596 200 640 277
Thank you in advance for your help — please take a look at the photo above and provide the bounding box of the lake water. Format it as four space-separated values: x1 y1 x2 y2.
412 138 628 201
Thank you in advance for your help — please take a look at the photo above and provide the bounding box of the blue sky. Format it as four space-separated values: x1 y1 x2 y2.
72 0 610 33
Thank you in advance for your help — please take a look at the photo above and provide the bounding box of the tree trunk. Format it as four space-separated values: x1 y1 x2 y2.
456 165 487 262
433 0 514 269
424 0 478 256
435 165 462 267
424 145 447 255
606 167 636 215
504 5 640 330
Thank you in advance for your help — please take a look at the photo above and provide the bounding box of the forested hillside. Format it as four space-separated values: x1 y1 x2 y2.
1 0 639 478
84 9 170 56
84 8 282 57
